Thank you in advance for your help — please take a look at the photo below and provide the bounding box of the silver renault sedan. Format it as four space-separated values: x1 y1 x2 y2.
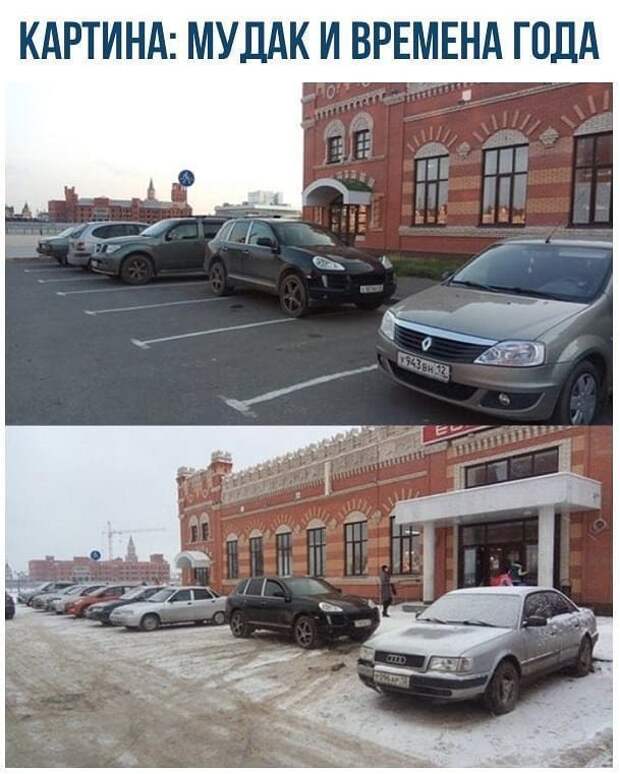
109 586 227 631
357 587 597 714
377 240 612 425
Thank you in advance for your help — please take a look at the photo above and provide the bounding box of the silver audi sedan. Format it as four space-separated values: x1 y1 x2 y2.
109 586 227 631
358 587 597 714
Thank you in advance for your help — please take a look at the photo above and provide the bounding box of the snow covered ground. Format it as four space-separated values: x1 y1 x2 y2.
5 603 613 767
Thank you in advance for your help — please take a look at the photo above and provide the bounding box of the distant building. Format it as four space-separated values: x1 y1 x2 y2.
28 548 170 584
48 179 192 224
214 190 299 219
5 563 14 581
21 202 32 219
5 205 15 219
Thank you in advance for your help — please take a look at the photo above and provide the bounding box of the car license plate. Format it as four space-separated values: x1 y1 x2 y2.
397 351 451 383
374 670 410 688
354 618 372 628
360 284 383 294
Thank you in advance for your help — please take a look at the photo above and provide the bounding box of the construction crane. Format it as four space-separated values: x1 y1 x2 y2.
103 521 167 560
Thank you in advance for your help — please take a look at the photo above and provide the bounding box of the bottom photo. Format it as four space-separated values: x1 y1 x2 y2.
5 424 612 767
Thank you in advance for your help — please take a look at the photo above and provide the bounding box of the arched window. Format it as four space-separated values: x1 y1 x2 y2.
306 519 326 577
188 516 199 543
226 534 239 579
571 113 612 226
481 130 529 225
350 112 374 160
200 515 210 542
324 119 345 164
275 525 292 577
343 512 368 576
413 142 450 225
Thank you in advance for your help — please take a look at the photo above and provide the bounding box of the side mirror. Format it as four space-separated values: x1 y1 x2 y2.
272 590 285 598
524 614 548 628
256 237 277 251
441 270 453 281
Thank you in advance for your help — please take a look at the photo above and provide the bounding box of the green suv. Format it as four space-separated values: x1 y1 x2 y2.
91 217 227 284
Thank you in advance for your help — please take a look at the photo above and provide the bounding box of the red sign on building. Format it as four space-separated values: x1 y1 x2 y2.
421 425 488 445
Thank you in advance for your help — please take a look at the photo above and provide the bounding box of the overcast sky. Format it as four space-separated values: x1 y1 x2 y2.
6 79 303 215
5 426 355 574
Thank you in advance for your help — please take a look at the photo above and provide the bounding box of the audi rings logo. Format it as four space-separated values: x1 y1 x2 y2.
386 654 407 665
421 336 432 352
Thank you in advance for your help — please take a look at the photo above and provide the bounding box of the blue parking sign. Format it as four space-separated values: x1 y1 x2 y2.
178 169 195 187
90 550 102 561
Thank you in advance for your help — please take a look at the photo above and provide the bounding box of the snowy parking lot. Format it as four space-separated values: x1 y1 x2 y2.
5 603 612 767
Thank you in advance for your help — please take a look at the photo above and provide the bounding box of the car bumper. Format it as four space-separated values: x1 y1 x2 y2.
86 608 107 621
377 332 572 421
307 274 396 305
67 252 92 267
109 613 139 627
318 609 381 639
91 257 121 276
357 660 489 701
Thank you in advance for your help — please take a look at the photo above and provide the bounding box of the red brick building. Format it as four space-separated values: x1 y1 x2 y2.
29 541 170 584
48 179 191 224
301 83 612 256
176 426 612 613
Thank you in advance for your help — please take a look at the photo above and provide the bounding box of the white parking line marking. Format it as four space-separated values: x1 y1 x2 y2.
131 317 295 350
56 280 209 296
24 267 79 273
221 364 379 417
38 276 109 284
84 297 226 315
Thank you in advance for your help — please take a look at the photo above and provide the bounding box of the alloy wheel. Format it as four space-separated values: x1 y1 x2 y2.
499 673 516 706
579 639 592 671
569 374 598 425
127 258 149 282
294 618 313 647
230 612 243 635
281 276 304 316
211 264 224 293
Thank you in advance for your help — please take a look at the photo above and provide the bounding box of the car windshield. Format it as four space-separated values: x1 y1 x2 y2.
140 220 174 237
418 593 521 628
450 243 611 303
147 588 177 602
119 587 147 600
284 578 340 596
54 226 77 238
274 222 344 248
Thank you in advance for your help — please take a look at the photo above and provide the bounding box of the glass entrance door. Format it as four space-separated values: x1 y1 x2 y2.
459 518 538 587
327 196 368 244
193 567 209 586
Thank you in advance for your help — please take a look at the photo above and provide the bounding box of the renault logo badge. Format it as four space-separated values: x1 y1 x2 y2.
421 336 432 352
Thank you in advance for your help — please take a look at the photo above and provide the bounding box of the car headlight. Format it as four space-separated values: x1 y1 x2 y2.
474 341 545 367
318 601 343 613
379 255 393 270
313 255 345 272
429 656 473 673
359 645 375 661
380 309 396 340
104 243 124 254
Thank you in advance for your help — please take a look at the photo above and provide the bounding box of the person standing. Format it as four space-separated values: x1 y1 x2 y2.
379 565 395 617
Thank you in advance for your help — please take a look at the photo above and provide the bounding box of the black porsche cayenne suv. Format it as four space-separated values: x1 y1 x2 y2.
225 576 380 649
205 219 396 317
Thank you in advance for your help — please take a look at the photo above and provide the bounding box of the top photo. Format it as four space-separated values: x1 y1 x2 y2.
5 81 612 426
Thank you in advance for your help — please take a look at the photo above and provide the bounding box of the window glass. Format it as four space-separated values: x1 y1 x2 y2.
216 222 234 242
227 540 239 580
414 154 449 226
461 525 486 545
345 521 368 576
466 465 486 488
247 221 275 246
203 222 223 238
510 455 533 480
92 225 114 239
307 527 326 576
481 144 528 225
201 522 209 541
486 459 508 484
264 579 285 597
354 129 371 160
486 522 523 543
234 578 248 595
171 589 192 602
571 132 612 226
193 588 212 600
245 577 264 596
168 222 198 240
524 592 551 619
228 221 250 244
534 448 559 476
327 135 343 163
547 592 575 617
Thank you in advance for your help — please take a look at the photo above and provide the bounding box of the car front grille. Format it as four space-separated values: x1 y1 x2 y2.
394 324 489 363
375 651 425 668
391 365 478 401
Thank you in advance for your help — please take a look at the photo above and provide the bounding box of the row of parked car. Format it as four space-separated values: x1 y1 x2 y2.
14 577 598 715
38 217 612 424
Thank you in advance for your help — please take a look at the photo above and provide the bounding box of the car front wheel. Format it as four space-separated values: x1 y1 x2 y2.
293 615 322 649
120 255 154 285
212 611 226 626
572 637 593 677
554 360 602 425
279 274 309 318
483 660 520 715
140 613 160 632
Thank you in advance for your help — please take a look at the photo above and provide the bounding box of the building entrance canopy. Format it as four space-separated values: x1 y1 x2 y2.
302 177 372 207
174 550 211 570
393 473 601 602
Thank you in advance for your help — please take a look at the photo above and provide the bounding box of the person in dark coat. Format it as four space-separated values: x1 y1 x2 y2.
379 565 395 617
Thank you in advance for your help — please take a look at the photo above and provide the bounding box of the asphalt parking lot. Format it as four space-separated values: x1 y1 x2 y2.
5 604 612 767
7 258 613 425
